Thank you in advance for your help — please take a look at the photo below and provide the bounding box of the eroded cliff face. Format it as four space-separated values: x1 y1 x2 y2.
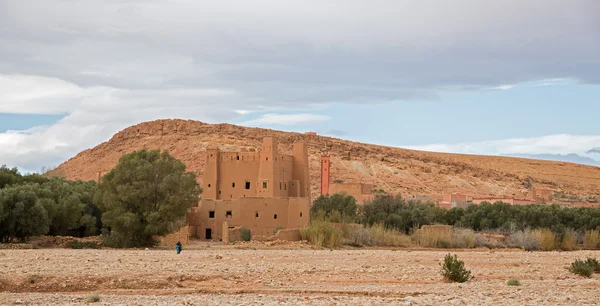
51 119 600 199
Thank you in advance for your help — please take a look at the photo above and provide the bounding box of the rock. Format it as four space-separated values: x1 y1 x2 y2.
216 254 223 259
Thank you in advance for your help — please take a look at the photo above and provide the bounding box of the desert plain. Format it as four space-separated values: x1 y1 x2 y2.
1 243 600 305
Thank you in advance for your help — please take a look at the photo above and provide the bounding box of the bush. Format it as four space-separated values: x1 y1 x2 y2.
584 230 600 250
87 294 101 303
413 225 454 248
300 220 341 248
453 228 477 248
67 240 101 249
351 224 412 247
585 257 600 273
506 279 521 286
533 228 556 251
241 228 251 241
440 253 472 283
509 229 540 251
560 229 578 251
569 259 593 277
311 193 358 222
273 226 284 235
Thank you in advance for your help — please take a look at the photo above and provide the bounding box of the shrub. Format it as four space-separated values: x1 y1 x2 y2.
509 229 540 251
351 224 412 247
533 228 556 251
440 253 473 283
87 294 101 303
240 228 251 241
453 228 477 248
273 226 284 235
67 241 101 249
560 229 578 251
300 220 341 248
584 230 600 250
506 279 521 286
585 257 600 273
569 259 593 277
413 225 454 248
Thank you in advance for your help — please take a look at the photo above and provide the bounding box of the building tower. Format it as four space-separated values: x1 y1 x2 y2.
320 141 331 195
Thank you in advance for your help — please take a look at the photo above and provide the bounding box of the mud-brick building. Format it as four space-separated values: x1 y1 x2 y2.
187 137 311 240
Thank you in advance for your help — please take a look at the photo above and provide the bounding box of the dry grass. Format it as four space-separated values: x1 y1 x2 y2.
300 220 342 248
509 229 540 251
453 228 477 248
560 229 578 251
533 228 557 251
351 224 413 247
413 225 454 248
584 230 600 250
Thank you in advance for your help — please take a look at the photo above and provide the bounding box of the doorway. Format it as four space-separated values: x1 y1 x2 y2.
205 228 212 240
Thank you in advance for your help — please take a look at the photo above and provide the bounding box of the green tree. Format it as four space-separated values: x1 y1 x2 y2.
0 165 21 189
0 184 50 242
94 150 201 247
311 193 358 222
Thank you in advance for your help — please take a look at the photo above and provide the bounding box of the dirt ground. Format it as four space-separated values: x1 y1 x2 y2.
1 243 600 305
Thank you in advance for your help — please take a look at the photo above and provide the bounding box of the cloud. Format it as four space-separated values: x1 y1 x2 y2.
407 134 600 164
241 113 330 126
588 148 600 154
0 1 599 171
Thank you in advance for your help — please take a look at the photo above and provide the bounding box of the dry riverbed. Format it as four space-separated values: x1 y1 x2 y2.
1 245 600 305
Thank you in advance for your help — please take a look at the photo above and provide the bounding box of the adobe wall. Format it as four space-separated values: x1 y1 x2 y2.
252 228 303 242
191 197 310 240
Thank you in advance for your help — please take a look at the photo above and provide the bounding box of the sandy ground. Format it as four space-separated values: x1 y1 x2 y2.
1 244 600 305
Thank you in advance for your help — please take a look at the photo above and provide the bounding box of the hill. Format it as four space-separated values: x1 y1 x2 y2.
51 119 600 200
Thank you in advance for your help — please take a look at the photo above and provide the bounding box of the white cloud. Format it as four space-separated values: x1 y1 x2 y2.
241 113 331 126
407 134 600 164
0 1 599 171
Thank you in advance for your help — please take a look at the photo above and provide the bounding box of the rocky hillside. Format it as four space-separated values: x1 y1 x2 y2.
51 119 600 199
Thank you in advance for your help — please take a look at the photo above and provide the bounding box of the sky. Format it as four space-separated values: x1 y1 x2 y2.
1 0 600 173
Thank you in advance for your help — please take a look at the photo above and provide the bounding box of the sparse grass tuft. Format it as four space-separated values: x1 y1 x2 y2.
585 257 600 273
506 279 521 286
87 294 101 303
352 224 412 247
440 253 473 283
569 259 593 277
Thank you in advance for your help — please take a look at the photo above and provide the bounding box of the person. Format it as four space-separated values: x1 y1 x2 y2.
175 241 182 254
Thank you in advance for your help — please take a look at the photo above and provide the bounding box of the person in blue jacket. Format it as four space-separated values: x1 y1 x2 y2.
175 241 182 254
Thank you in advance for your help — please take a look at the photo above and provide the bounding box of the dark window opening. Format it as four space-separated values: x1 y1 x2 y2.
226 211 232 218
284 183 287 191
245 182 251 189
274 214 278 219
205 228 212 240
209 211 215 218
232 182 236 188
300 212 303 217
236 155 240 160
218 190 222 195
263 181 268 189
255 212 259 218
210 154 213 157
266 157 269 161
208 184 211 188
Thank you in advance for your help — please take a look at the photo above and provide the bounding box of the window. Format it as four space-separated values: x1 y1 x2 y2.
266 157 269 161
236 155 240 160
218 190 221 195
226 211 232 218
232 182 236 188
274 214 278 219
263 181 268 189
300 212 303 217
245 182 251 189
284 183 287 191
208 184 211 188
209 211 215 218
255 212 259 218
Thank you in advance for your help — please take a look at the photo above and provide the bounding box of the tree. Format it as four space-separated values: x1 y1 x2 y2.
311 193 358 222
0 184 50 242
0 165 21 189
94 149 201 247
